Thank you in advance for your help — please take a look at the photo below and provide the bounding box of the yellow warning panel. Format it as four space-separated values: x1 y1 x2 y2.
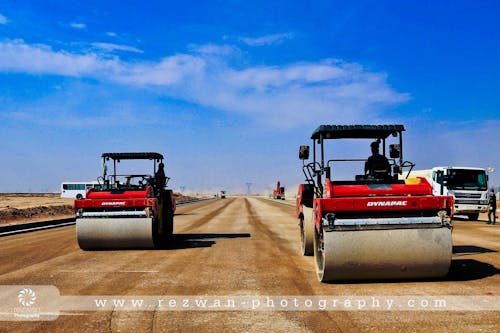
404 177 422 185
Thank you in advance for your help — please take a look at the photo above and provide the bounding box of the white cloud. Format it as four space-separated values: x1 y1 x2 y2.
0 13 8 25
70 22 86 29
0 39 409 128
116 54 206 86
189 43 237 56
221 60 366 90
92 42 143 54
184 60 408 126
240 33 293 46
0 40 119 76
106 31 117 37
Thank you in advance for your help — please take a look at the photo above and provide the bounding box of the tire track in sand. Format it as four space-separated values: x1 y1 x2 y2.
243 197 348 333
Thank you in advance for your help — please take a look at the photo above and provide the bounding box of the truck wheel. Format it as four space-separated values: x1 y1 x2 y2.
76 194 83 199
467 213 479 221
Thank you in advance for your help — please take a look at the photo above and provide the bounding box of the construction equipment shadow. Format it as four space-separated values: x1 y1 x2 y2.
453 245 497 256
446 259 499 281
156 233 251 250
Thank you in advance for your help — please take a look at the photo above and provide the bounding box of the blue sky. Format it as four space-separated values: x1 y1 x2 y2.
0 1 499 193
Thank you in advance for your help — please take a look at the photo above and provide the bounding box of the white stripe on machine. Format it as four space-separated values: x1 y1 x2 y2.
333 216 442 226
82 211 147 218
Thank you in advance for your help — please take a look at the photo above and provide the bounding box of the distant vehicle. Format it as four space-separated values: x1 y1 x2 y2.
273 181 285 200
403 167 488 220
60 182 100 199
220 190 227 199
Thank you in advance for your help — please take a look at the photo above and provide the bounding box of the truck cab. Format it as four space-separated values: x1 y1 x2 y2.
431 166 488 220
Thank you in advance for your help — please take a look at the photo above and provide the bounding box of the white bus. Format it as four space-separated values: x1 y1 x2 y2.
60 182 100 199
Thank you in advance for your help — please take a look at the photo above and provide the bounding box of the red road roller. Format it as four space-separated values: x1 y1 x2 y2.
296 125 454 281
74 152 176 250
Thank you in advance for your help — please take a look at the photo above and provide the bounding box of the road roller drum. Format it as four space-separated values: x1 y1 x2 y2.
314 224 452 281
77 217 155 250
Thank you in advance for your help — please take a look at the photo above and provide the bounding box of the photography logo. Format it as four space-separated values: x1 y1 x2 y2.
17 288 37 307
0 286 62 321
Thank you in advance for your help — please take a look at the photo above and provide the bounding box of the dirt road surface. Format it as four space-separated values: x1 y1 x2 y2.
0 197 498 332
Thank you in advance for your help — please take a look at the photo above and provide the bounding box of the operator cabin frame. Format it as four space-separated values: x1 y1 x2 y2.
99 152 167 190
299 125 412 197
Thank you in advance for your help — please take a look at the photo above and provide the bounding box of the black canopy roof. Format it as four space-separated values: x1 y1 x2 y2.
311 125 405 140
101 152 164 160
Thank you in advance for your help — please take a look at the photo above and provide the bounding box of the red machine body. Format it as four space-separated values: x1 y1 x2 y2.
297 177 454 231
74 186 177 220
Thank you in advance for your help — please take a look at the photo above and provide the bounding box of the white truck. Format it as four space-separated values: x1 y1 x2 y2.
403 167 489 220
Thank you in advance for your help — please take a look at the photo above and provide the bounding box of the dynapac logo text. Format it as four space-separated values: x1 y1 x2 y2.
367 201 408 207
101 201 126 206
